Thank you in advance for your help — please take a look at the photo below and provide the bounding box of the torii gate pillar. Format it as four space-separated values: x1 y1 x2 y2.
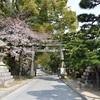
60 46 64 68
30 51 35 77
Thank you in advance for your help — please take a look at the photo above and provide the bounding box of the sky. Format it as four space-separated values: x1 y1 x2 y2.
67 0 100 30
67 0 100 15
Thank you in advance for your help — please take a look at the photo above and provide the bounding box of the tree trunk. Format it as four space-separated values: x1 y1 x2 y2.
73 68 76 78
34 67 36 77
18 49 23 78
95 67 100 87
15 0 19 12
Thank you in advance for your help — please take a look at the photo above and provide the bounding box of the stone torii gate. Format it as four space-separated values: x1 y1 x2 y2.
28 43 65 77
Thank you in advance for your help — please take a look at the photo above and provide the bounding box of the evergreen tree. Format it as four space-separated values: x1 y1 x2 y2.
78 0 100 31
0 0 78 33
77 0 100 86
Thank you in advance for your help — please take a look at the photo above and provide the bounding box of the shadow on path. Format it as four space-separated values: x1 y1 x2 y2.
27 84 83 100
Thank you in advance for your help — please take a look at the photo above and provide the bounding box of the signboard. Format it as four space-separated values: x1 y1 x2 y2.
60 68 66 75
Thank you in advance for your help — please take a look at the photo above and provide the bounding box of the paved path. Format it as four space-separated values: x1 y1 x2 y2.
2 75 83 100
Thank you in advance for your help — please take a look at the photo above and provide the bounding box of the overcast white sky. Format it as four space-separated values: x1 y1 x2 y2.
67 0 100 15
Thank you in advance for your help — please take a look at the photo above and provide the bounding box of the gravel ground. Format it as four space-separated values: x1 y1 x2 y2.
62 77 100 100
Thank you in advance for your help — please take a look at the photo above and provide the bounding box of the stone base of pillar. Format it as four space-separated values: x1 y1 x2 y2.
0 65 14 87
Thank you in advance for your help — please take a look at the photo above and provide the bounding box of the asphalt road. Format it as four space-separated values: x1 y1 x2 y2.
2 70 83 100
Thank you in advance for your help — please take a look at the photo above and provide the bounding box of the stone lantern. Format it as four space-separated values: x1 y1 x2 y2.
0 40 14 87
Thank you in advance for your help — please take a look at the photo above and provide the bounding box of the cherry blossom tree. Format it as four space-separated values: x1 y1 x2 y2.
0 17 49 76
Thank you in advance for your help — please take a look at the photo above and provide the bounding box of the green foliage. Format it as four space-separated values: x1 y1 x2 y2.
79 0 92 9
76 0 100 70
36 52 60 72
36 53 50 68
49 53 60 72
78 0 100 31
0 10 5 18
22 0 78 33
0 1 17 17
3 54 19 70
62 28 100 69
77 14 96 22
0 0 78 33
79 0 100 9
20 0 39 16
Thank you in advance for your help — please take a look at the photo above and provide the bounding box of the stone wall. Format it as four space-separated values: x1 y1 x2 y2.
80 67 96 87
